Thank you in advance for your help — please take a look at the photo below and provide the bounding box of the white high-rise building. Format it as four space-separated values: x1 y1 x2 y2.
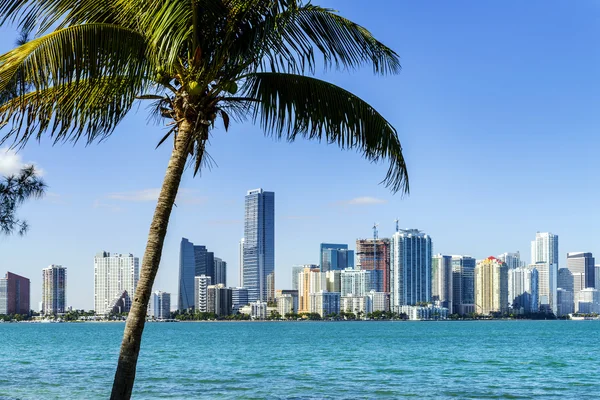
508 266 538 313
94 252 140 314
194 275 212 312
432 254 452 310
340 268 372 297
151 291 171 319
530 232 558 314
390 229 432 312
42 265 67 315
498 252 522 269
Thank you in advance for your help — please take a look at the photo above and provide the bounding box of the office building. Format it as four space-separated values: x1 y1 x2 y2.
178 238 209 310
194 275 211 312
498 252 522 269
214 257 227 286
432 254 452 310
42 265 67 315
298 267 325 313
508 266 538 314
576 288 600 314
232 287 249 313
320 243 354 272
239 238 244 287
451 256 476 315
275 289 298 313
356 238 390 292
567 252 595 289
151 291 171 319
475 257 508 315
390 229 432 311
94 252 140 314
556 288 574 317
207 284 232 316
309 291 340 317
531 232 559 267
340 268 372 297
243 188 275 302
531 262 557 314
0 272 30 315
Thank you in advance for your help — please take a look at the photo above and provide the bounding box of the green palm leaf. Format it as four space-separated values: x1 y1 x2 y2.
0 76 142 146
0 23 149 93
242 72 408 193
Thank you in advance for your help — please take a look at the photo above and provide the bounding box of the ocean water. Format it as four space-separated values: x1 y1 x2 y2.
0 320 598 399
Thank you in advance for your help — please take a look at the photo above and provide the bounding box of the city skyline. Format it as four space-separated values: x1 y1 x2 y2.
1 0 599 310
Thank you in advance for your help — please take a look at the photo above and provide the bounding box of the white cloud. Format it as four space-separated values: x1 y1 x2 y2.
106 188 207 205
336 196 388 206
0 147 44 177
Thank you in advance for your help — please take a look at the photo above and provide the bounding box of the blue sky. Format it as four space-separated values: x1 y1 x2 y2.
1 1 599 310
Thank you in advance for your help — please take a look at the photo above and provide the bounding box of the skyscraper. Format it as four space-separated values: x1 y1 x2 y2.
214 257 227 286
243 188 275 302
94 252 140 314
531 232 559 266
531 232 558 314
451 255 476 315
432 254 452 310
320 243 354 272
508 266 538 313
178 238 219 310
475 257 508 315
298 267 325 313
498 252 522 269
0 272 30 315
566 252 595 289
292 265 311 291
239 238 245 287
194 275 211 312
340 268 372 297
356 238 390 292
151 291 171 319
390 229 432 311
42 265 67 315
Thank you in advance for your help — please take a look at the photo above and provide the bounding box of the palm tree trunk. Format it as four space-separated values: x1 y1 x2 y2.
110 119 194 400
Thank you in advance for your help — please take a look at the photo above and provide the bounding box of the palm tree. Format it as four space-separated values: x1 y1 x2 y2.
0 1 408 398
0 165 46 235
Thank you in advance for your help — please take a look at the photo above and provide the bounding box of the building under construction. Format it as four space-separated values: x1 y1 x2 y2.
356 238 391 293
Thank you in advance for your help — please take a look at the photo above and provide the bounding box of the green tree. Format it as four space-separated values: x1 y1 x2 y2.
0 165 46 235
0 2 408 398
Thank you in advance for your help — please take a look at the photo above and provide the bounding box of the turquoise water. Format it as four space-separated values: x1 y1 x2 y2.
0 320 598 399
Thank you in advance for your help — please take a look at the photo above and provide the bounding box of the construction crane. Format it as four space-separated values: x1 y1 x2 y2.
373 223 379 274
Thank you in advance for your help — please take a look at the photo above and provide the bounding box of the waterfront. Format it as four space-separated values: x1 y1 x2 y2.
1 320 599 399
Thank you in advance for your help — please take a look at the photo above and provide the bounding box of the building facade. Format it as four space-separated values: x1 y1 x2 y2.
390 229 432 311
194 275 212 312
567 252 595 290
508 266 538 314
309 291 340 317
341 294 369 315
232 287 249 313
207 284 232 316
451 255 476 315
531 232 559 267
498 252 522 269
356 238 390 293
475 257 508 315
340 268 372 297
243 188 275 302
42 265 67 315
275 289 298 313
325 270 341 293
151 291 171 319
94 252 140 314
320 243 354 272
0 272 30 315
214 257 227 286
432 254 452 310
298 267 325 313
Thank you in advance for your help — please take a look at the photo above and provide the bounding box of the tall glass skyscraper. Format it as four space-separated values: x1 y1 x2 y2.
243 188 275 303
178 238 224 310
451 255 476 315
531 232 559 314
390 229 432 311
320 243 354 272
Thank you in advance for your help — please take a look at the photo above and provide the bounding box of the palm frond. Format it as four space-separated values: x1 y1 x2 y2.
0 23 150 94
0 76 143 147
242 72 408 193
